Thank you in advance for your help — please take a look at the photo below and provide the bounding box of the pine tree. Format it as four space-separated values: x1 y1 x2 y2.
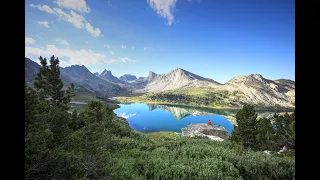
25 82 54 179
273 112 295 149
69 109 79 131
230 104 258 149
34 55 75 109
256 117 277 150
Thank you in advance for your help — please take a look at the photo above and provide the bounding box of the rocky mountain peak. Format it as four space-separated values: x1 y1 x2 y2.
148 71 157 76
249 73 264 81
172 67 186 74
101 69 112 75
120 74 137 81
147 71 158 81
67 65 90 72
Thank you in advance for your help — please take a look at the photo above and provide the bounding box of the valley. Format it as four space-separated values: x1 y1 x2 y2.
25 57 295 110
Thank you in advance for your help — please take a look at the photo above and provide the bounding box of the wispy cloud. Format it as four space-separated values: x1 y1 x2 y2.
147 0 177 25
120 113 137 119
144 46 152 51
104 59 116 64
36 21 50 28
121 45 126 49
121 57 136 63
85 22 101 37
25 45 115 67
30 4 55 14
30 4 102 37
54 0 90 13
25 37 35 44
60 40 71 46
110 51 115 55
54 39 71 46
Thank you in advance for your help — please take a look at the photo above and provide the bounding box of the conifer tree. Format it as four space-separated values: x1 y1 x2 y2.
34 55 75 109
230 104 258 149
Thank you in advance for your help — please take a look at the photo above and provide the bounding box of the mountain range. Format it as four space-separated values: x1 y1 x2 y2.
25 57 295 109
25 57 129 96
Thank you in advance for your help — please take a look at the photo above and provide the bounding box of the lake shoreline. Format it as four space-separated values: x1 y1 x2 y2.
112 97 295 112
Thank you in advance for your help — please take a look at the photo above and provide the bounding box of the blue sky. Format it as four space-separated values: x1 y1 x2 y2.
25 0 294 83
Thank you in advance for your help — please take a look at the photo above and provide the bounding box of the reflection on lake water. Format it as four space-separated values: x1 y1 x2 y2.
114 103 293 135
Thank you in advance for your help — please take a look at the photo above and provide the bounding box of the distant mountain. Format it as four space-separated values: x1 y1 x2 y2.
119 74 137 81
25 57 40 87
147 71 158 82
60 65 128 95
217 74 295 108
138 70 295 109
142 68 221 92
26 57 295 109
94 72 99 76
124 72 158 90
25 57 129 96
98 69 124 83
274 79 295 89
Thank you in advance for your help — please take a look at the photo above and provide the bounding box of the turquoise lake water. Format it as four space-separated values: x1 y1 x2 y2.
114 103 235 135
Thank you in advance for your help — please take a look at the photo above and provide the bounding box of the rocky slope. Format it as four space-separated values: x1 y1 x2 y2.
141 70 295 109
25 57 40 87
215 74 295 109
142 68 221 92
147 71 158 82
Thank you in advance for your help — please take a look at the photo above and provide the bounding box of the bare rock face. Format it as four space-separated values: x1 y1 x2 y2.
144 68 221 92
221 73 295 108
181 123 229 141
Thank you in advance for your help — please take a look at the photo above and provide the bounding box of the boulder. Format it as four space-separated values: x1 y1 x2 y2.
181 123 229 141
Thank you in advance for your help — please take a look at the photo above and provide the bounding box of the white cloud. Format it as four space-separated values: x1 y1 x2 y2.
144 47 152 51
36 21 50 28
53 39 71 46
85 22 101 37
54 0 90 13
30 4 55 14
121 45 126 49
25 45 116 67
54 8 85 28
25 37 35 44
110 51 115 55
30 4 102 37
121 57 136 63
120 113 137 119
147 0 177 25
